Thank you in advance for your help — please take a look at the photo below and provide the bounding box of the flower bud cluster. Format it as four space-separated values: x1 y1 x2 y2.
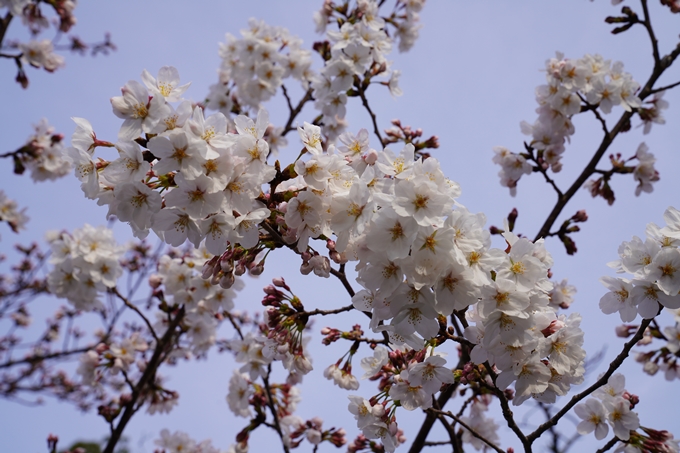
495 53 643 194
46 224 124 311
207 19 312 113
600 206 680 321
574 373 641 442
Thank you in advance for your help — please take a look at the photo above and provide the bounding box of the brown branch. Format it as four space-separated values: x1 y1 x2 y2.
263 367 291 453
428 408 505 453
481 363 531 452
111 287 159 343
358 87 386 148
281 87 313 136
422 440 451 447
329 267 356 297
533 39 680 242
299 303 354 317
527 319 651 444
595 437 619 453
102 307 185 453
647 79 680 95
0 345 94 370
0 12 12 48
225 311 245 340
640 0 661 67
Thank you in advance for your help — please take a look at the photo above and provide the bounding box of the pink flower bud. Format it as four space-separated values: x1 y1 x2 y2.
249 263 264 276
148 274 162 289
365 149 378 165
615 324 632 338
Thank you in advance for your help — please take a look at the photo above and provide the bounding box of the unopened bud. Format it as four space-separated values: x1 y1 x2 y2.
249 263 264 276
571 210 588 223
219 272 235 289
148 274 163 289
615 324 633 338
365 149 378 165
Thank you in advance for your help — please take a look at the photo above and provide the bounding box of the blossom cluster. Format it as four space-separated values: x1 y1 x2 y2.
154 429 224 453
311 0 409 140
46 224 124 311
461 232 586 406
494 53 644 194
1 0 77 76
206 18 312 114
67 66 277 254
636 311 680 381
18 118 71 182
574 373 640 442
600 206 680 322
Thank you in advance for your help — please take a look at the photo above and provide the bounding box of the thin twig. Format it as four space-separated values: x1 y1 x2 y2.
533 37 680 242
263 367 291 453
595 437 619 453
647 79 680 95
429 408 505 453
224 311 245 340
422 440 451 447
298 303 354 317
281 87 313 136
0 12 13 48
640 0 661 66
0 345 94 370
112 287 159 343
102 307 185 453
358 87 385 148
481 363 531 451
329 267 356 297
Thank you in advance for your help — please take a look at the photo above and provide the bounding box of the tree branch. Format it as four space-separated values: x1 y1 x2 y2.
533 37 680 242
262 367 291 453
358 86 385 148
102 307 185 453
595 436 619 453
281 87 313 136
111 287 159 343
640 0 661 67
429 408 505 453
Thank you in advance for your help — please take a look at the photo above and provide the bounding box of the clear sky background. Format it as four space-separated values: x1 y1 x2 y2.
1 1 679 452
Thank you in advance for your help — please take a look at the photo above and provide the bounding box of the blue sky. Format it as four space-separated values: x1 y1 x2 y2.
1 1 679 452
